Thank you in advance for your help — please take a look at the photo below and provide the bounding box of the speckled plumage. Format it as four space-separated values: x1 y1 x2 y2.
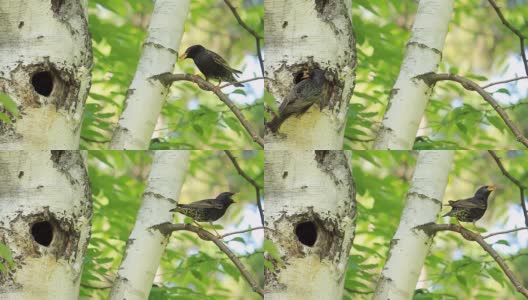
267 68 327 132
170 192 235 222
443 186 495 223
180 45 243 87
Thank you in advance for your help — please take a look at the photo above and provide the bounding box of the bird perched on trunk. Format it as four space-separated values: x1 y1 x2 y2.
443 185 496 226
179 45 243 87
267 68 327 133
170 192 235 235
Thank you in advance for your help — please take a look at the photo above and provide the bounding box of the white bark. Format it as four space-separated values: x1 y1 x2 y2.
373 0 454 149
110 151 190 299
264 0 356 149
0 151 92 299
264 151 356 299
0 1 92 150
373 150 454 300
110 0 190 150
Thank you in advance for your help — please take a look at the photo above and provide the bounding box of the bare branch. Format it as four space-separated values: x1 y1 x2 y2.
487 0 528 76
219 77 267 89
152 73 264 147
419 73 528 148
221 226 265 239
483 227 528 239
416 223 528 297
482 76 528 89
223 0 264 76
487 150 528 226
224 150 264 225
152 223 264 297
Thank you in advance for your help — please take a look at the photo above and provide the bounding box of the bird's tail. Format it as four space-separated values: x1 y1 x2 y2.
267 117 284 133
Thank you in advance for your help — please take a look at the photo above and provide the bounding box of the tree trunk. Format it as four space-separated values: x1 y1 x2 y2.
110 0 190 150
0 151 92 299
373 0 454 150
264 0 356 150
110 151 189 299
0 1 92 150
264 151 356 299
373 150 454 300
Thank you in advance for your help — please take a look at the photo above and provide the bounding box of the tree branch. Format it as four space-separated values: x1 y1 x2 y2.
224 150 264 225
483 227 528 239
223 0 264 76
419 73 528 148
415 223 528 298
219 77 266 89
151 73 264 147
487 150 528 226
487 0 528 76
221 226 265 239
482 76 528 89
151 222 264 297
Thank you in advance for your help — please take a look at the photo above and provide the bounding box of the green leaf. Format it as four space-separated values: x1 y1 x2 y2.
263 240 283 265
0 92 19 118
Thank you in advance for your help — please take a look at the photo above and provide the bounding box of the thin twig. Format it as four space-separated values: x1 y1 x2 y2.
221 226 265 239
223 0 264 76
419 73 528 148
219 77 266 89
482 76 528 89
152 73 264 147
152 223 264 297
416 223 528 297
483 227 528 239
487 150 528 226
487 0 528 76
224 150 264 225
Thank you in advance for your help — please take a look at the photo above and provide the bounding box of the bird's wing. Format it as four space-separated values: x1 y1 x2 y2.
278 80 309 114
447 198 486 209
209 50 242 74
178 199 223 209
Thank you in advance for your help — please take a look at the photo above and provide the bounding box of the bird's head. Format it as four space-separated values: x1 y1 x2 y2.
179 45 205 60
217 192 236 206
475 185 496 200
310 68 326 84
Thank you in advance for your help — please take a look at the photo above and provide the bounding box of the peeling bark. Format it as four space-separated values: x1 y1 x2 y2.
0 1 92 149
373 0 454 149
110 151 189 299
264 151 356 299
373 150 454 300
0 151 92 299
264 0 356 149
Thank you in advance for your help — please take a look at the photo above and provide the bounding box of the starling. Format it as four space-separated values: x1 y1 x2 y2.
179 45 243 87
170 192 235 234
443 185 496 225
267 68 327 133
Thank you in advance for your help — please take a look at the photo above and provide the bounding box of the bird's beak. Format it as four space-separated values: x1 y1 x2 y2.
487 185 496 191
301 70 310 79
179 52 188 60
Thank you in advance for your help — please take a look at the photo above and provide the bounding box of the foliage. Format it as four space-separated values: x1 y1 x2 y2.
346 0 528 149
345 150 528 299
0 242 15 273
81 0 264 149
0 92 19 126
81 150 263 299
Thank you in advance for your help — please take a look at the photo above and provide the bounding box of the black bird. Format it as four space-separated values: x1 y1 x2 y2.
267 68 327 133
179 45 243 87
170 192 235 234
443 185 496 226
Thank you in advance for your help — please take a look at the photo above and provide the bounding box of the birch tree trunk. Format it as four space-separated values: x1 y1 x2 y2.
264 0 356 150
110 151 189 299
264 151 356 299
373 150 454 300
0 1 92 150
110 0 190 150
373 0 454 150
0 151 92 299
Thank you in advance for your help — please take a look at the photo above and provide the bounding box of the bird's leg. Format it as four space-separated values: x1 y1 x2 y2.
210 222 221 238
192 219 203 229
211 80 222 94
